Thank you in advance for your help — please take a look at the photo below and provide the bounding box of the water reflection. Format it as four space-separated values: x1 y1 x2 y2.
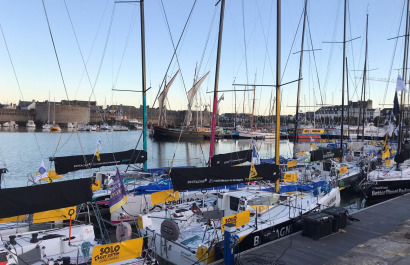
1 130 292 187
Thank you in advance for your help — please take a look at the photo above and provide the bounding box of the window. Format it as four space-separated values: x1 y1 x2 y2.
230 196 240 211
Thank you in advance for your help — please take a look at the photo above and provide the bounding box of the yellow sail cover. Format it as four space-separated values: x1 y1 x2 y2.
33 206 76 223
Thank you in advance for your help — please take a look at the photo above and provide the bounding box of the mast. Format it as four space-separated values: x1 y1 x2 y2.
294 0 307 153
53 97 56 124
346 57 350 139
208 0 226 166
275 0 281 171
361 14 369 143
140 0 148 171
48 91 50 124
398 0 410 168
340 0 346 148
159 80 166 127
194 64 198 128
234 84 237 128
251 85 256 128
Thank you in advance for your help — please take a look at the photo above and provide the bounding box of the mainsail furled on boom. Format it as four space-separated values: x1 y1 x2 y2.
51 149 147 175
0 178 92 219
170 164 279 191
186 71 210 126
158 71 179 126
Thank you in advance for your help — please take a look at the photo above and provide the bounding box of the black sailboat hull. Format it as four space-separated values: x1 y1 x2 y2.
152 126 211 140
364 179 410 205
338 171 365 190
213 219 298 261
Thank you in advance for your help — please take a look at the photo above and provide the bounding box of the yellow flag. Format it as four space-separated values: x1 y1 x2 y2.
249 163 258 180
95 149 100 161
382 149 390 159
385 159 392 166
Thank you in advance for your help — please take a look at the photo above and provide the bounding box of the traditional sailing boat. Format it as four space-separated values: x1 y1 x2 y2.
152 71 212 140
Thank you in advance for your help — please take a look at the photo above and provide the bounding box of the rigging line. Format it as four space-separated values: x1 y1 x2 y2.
232 2 270 83
258 0 274 83
0 24 44 159
197 6 218 77
62 0 119 160
63 0 98 110
125 131 143 173
159 0 206 168
306 14 324 106
281 4 304 82
73 0 110 100
42 0 92 174
41 0 71 103
87 4 116 103
159 0 188 95
159 0 191 121
322 0 341 96
382 0 406 107
241 0 250 116
347 0 358 89
111 3 138 91
150 0 198 112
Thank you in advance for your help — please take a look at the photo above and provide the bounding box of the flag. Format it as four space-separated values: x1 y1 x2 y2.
388 122 394 137
95 149 100 161
249 162 258 180
109 168 128 213
252 138 260 164
35 160 47 182
95 139 102 161
393 92 400 116
396 75 407 92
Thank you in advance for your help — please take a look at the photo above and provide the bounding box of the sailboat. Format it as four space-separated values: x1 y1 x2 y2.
361 1 410 204
26 120 36 127
137 2 340 264
152 71 212 140
0 178 151 265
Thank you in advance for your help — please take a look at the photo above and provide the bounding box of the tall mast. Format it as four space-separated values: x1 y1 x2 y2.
293 0 307 158
234 85 237 127
251 85 256 128
294 0 307 157
48 91 50 124
275 0 281 167
346 57 350 139
140 0 147 171
340 0 346 148
362 14 368 142
208 0 226 166
398 0 410 167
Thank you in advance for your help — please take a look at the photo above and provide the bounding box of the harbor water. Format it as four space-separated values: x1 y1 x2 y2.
0 128 293 188
0 128 365 211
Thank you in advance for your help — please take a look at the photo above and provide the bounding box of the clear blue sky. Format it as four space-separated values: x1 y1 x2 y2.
0 0 407 116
